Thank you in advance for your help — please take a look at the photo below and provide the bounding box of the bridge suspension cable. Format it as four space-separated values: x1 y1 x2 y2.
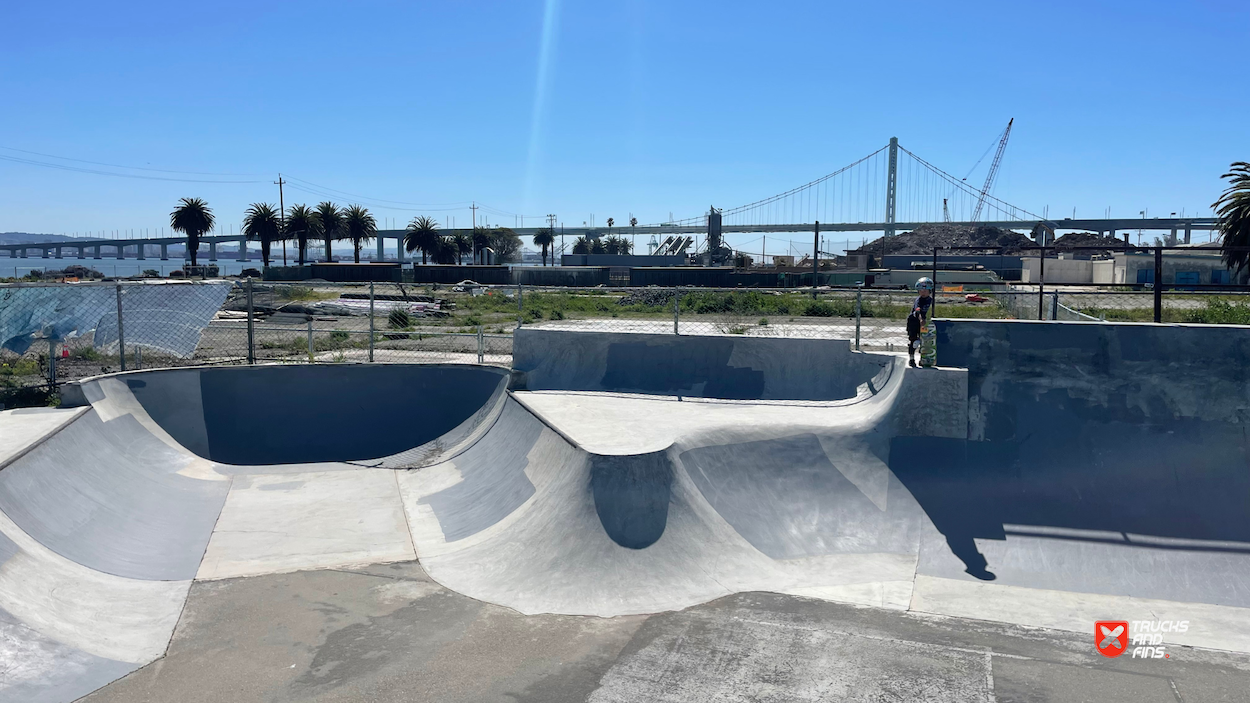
655 136 1039 229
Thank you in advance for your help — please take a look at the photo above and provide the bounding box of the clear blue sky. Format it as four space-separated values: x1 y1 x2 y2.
2 0 1246 245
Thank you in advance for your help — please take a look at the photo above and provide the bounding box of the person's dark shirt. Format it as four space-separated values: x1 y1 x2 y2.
912 295 932 320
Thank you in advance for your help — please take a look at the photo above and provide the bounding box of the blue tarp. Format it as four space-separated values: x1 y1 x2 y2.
0 282 231 357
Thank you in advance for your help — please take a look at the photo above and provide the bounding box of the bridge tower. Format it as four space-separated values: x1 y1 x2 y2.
884 137 898 239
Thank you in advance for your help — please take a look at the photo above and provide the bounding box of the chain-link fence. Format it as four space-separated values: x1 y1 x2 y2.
922 244 1250 324
5 260 1250 407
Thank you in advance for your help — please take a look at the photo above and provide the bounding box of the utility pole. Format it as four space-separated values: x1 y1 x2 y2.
275 174 287 266
470 202 479 264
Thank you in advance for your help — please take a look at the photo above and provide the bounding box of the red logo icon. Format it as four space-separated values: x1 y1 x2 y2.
1096 621 1129 658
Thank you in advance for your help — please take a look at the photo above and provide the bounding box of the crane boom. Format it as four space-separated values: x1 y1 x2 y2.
971 118 1013 221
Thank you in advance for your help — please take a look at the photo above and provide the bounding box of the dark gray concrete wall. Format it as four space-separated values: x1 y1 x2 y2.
87 364 508 465
935 319 1250 436
513 329 892 401
893 319 1250 606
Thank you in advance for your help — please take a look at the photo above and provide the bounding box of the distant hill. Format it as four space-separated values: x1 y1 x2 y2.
0 232 79 245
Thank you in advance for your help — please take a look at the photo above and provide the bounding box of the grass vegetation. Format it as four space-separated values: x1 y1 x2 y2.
277 286 338 302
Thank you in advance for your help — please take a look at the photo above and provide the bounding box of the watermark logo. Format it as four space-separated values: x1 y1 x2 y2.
1096 621 1129 658
1095 620 1189 659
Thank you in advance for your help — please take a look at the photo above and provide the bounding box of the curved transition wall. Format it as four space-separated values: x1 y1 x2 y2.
511 328 888 400
65 364 508 465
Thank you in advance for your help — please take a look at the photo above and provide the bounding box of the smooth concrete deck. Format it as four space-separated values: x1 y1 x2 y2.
1 322 1249 701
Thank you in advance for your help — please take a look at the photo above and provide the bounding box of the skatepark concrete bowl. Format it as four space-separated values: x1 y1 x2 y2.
3 323 1250 701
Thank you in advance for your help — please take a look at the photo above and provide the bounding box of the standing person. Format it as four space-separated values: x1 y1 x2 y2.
906 277 934 368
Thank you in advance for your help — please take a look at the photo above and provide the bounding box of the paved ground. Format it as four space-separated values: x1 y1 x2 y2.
84 561 1250 703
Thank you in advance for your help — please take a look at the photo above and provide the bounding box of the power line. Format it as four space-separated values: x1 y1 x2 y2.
282 175 473 209
0 145 265 176
0 154 266 183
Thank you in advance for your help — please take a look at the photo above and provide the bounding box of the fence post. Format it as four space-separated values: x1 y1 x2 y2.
48 340 56 387
517 283 523 330
1050 292 1059 320
1037 244 1046 321
368 281 375 363
812 221 820 300
673 290 680 335
477 325 484 364
855 283 862 351
1153 246 1163 323
306 317 314 361
246 278 255 365
116 283 126 372
931 247 938 318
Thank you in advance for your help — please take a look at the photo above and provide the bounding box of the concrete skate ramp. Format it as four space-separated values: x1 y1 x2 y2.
513 328 887 400
9 323 1250 702
0 363 510 702
404 353 942 617
66 364 509 465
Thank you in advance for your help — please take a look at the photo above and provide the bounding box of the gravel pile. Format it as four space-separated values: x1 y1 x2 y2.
853 224 1034 255
1052 232 1137 251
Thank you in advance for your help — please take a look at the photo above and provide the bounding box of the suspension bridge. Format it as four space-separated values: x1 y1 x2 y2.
0 136 1220 263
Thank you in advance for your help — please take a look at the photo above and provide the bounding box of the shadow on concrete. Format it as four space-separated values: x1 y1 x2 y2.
590 452 673 549
890 409 1250 583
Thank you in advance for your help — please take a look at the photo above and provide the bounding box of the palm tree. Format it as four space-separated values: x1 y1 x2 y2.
315 202 343 262
342 205 377 263
432 237 459 264
170 197 215 268
241 203 282 268
448 231 472 264
606 235 633 255
590 238 607 255
285 204 322 266
404 216 441 264
1215 162 1250 274
572 236 590 254
533 227 555 266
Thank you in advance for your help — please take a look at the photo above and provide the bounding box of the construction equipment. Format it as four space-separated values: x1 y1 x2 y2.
971 118 1013 222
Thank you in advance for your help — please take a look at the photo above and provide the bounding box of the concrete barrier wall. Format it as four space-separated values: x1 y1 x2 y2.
512 329 893 401
898 319 1250 607
935 319 1250 437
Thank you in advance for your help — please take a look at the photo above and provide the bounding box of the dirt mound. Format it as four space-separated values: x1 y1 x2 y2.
852 224 1034 255
1052 232 1136 250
